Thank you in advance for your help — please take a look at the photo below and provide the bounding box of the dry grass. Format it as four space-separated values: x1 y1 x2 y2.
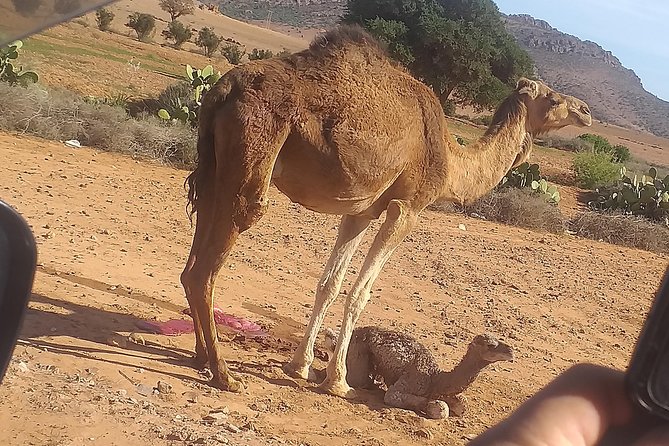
430 189 566 234
0 83 196 166
570 212 669 254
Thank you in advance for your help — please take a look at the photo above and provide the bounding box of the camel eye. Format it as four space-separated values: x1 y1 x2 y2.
580 105 591 115
550 98 561 107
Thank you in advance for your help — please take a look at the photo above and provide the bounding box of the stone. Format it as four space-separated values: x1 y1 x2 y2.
415 428 433 440
136 384 154 397
156 381 172 394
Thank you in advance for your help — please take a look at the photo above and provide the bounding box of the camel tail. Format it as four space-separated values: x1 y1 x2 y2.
185 80 235 222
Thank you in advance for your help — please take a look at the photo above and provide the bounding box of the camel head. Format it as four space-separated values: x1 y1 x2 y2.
467 334 515 363
516 78 592 135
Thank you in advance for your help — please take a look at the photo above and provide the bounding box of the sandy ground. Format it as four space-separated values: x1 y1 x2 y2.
0 132 666 445
1 4 668 444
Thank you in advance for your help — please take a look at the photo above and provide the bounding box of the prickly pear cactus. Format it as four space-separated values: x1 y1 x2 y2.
159 64 221 126
500 162 561 204
1 41 39 86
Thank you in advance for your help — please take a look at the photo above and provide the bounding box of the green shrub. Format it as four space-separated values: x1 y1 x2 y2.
196 27 222 57
95 8 115 31
577 133 631 163
572 152 621 189
221 44 245 65
249 48 274 60
126 12 156 42
611 144 631 163
162 20 192 48
0 41 38 86
442 99 456 116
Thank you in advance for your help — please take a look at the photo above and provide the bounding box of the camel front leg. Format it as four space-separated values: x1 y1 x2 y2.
320 199 418 398
284 214 370 380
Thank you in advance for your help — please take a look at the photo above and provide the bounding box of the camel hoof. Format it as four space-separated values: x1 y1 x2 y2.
425 400 450 419
320 380 358 400
282 361 313 380
212 375 246 393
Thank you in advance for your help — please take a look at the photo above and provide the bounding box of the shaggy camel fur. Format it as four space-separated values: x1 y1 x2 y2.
323 327 514 418
180 25 592 396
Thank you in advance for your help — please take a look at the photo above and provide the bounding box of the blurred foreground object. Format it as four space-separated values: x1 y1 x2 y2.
0 0 117 46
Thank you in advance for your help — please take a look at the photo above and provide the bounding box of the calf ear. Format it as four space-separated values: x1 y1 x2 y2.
516 78 539 99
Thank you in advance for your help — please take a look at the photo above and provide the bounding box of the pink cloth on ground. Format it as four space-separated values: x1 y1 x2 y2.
136 307 267 337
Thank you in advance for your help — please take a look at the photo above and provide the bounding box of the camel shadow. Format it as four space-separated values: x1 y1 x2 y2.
19 293 202 381
237 358 390 413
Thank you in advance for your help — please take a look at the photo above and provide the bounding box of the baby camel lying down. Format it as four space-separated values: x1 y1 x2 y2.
324 326 514 419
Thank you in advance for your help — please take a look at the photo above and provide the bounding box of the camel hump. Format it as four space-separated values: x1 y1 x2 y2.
308 24 387 57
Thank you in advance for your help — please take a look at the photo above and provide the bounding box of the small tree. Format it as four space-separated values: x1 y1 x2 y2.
196 27 222 57
221 44 245 65
159 0 195 22
249 48 274 60
162 20 192 48
126 12 156 42
95 8 115 32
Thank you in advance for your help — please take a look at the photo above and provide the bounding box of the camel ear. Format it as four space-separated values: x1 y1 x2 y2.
516 78 539 99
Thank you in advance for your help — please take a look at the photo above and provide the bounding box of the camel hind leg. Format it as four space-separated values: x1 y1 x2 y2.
181 117 288 391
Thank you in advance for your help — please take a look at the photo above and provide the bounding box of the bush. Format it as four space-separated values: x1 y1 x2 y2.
462 189 566 234
577 133 631 163
196 27 222 57
570 212 669 254
95 8 115 31
159 0 195 22
162 20 192 48
572 152 621 189
249 48 274 60
611 144 631 163
0 83 196 166
221 44 245 65
442 99 456 117
126 12 156 42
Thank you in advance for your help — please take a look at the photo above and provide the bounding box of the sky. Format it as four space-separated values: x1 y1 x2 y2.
494 0 669 101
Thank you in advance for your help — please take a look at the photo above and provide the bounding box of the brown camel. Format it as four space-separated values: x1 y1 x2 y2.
180 25 592 396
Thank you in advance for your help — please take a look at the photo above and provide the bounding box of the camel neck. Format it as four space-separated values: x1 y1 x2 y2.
441 95 528 204
431 352 488 398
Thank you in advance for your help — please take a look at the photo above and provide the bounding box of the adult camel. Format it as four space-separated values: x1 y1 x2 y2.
180 25 592 397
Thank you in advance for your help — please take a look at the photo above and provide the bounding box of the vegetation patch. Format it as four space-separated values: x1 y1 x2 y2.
0 82 195 166
572 152 621 189
570 212 669 254
462 188 566 234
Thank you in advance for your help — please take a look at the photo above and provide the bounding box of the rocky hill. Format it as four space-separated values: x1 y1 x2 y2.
504 14 669 138
209 2 669 137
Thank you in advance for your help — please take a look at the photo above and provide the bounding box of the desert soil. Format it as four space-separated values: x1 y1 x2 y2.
2 3 669 444
0 131 666 446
